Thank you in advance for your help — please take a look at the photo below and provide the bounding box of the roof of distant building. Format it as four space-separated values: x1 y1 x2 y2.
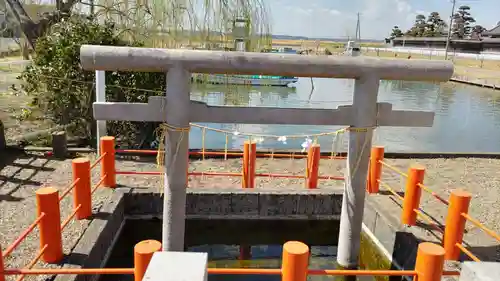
484 24 500 36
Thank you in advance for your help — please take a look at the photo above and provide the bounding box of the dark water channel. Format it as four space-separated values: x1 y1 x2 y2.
100 219 372 281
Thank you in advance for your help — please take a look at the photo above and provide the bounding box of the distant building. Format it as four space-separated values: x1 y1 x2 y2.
483 24 500 38
391 36 500 53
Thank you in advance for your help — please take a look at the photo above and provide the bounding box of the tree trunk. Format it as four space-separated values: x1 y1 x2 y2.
3 0 78 49
21 39 30 60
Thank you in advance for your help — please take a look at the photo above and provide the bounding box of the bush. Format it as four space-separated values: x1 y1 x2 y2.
16 17 166 147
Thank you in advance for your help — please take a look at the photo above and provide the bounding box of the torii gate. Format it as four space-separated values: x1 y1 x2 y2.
80 45 453 269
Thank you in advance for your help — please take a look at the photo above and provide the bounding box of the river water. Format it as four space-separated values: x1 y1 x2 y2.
2 68 500 152
189 78 500 152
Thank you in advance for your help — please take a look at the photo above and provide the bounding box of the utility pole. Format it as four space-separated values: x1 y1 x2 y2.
444 0 456 60
355 13 361 41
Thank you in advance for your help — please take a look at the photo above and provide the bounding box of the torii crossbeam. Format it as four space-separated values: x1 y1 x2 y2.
80 44 453 269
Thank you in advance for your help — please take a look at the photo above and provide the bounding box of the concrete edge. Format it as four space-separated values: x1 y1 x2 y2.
450 77 498 90
125 189 344 219
362 196 421 281
361 223 404 270
53 190 127 281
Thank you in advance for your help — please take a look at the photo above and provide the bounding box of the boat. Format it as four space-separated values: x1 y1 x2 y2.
192 73 298 86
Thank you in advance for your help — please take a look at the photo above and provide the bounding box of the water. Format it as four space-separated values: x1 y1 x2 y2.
188 78 500 152
102 219 373 281
3 69 500 152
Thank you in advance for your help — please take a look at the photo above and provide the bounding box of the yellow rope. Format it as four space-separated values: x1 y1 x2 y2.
190 123 348 139
346 126 374 181
156 123 191 194
201 127 206 161
224 133 229 161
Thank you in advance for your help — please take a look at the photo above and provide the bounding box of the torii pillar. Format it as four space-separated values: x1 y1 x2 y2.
80 44 453 266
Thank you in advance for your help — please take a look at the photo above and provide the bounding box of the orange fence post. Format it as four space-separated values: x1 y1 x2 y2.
242 141 249 188
414 242 445 281
443 190 472 261
101 136 116 188
72 158 92 220
367 146 384 193
306 144 320 189
401 165 425 226
0 245 5 281
249 142 256 188
134 240 162 281
36 187 63 264
242 141 256 188
239 244 251 260
281 241 309 281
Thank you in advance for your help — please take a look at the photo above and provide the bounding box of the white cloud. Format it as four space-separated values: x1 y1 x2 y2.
395 0 412 13
329 9 341 15
359 0 418 38
271 0 432 39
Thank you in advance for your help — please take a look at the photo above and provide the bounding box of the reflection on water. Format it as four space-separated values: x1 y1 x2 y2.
101 219 372 281
190 78 500 152
191 244 371 281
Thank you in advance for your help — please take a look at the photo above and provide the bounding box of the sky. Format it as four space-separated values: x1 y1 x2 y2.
268 0 500 39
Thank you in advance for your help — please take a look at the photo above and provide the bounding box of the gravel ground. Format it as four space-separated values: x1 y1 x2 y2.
1 152 499 281
370 157 500 262
0 151 114 281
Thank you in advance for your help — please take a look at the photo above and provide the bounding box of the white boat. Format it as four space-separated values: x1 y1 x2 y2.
192 74 298 86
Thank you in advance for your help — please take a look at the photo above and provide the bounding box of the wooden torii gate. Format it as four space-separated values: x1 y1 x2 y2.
80 45 453 269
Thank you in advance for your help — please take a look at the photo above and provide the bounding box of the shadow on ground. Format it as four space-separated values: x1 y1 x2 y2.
0 150 55 202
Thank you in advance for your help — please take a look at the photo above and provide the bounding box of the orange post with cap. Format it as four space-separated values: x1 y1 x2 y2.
443 189 472 260
0 245 5 281
134 240 162 281
414 242 445 281
306 144 320 189
72 158 92 220
239 245 251 260
401 165 425 226
36 187 63 263
281 241 309 281
367 146 384 193
100 136 116 188
242 141 256 188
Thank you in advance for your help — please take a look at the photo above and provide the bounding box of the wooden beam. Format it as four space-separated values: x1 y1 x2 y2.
80 45 454 81
93 99 435 127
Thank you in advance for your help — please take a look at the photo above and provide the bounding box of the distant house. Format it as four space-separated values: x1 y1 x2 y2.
391 35 500 53
483 24 500 38
391 37 483 53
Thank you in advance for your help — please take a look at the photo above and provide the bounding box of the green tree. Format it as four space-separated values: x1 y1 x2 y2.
406 14 426 37
423 12 447 37
4 0 271 51
390 25 404 39
451 5 476 39
471 24 487 39
14 17 166 146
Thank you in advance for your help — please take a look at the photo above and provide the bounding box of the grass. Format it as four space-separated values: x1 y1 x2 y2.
361 49 500 86
359 231 393 281
272 38 385 49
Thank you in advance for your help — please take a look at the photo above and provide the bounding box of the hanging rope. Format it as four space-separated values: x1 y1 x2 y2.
155 123 191 194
